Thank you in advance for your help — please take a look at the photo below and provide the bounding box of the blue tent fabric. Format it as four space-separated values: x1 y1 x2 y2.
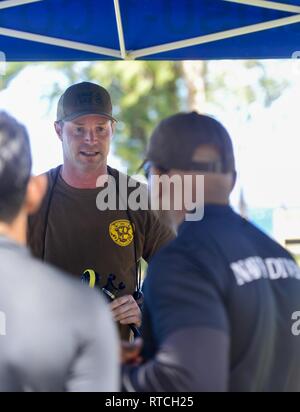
0 0 300 61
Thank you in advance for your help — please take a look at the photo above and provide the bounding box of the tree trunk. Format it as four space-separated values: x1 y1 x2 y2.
180 61 207 112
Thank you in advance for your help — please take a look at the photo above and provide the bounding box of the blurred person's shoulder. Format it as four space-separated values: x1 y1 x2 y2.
23 249 106 312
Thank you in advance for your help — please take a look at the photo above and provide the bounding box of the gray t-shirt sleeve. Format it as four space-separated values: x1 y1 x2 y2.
123 326 229 392
66 290 120 392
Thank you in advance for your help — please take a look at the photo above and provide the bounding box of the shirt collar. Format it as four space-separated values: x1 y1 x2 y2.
177 203 234 235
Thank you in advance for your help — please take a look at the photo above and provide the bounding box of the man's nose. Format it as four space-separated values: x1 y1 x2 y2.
84 129 97 143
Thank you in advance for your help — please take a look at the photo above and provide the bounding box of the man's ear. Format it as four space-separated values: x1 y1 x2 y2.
111 121 116 135
24 175 48 215
54 121 63 141
151 166 160 176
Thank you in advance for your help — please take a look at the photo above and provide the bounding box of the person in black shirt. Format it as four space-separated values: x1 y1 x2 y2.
122 112 300 392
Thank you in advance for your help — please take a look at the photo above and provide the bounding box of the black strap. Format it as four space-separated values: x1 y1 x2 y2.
41 166 61 260
125 206 142 297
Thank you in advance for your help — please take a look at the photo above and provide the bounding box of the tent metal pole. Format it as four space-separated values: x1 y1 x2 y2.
0 0 41 10
113 0 127 59
130 14 300 59
0 27 121 58
223 0 300 14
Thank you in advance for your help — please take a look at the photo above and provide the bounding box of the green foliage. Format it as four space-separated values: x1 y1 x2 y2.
3 60 290 173
90 62 179 172
5 61 181 173
1 62 27 89
86 61 181 173
205 60 289 120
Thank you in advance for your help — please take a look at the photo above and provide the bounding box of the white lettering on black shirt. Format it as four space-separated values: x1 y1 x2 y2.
230 257 300 286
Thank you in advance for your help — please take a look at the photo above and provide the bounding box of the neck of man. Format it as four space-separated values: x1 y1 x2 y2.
61 162 108 189
0 211 27 246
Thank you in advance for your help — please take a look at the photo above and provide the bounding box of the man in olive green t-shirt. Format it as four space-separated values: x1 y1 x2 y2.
28 82 174 339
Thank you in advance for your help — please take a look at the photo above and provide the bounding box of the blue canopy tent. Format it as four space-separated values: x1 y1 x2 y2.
0 0 300 61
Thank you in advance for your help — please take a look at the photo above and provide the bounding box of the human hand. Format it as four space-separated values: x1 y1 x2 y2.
110 294 142 327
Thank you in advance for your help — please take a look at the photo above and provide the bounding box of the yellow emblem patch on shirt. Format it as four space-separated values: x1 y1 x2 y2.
109 220 134 247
